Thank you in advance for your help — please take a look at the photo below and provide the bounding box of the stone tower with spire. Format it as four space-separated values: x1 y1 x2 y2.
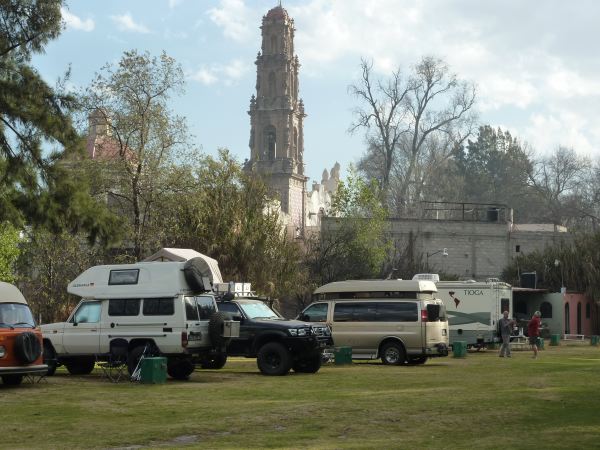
246 4 307 232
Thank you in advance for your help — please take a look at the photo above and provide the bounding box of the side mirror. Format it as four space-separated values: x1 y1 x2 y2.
297 314 308 321
232 315 243 323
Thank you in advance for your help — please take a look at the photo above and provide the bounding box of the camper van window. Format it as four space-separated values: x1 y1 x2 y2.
195 296 216 320
334 303 377 321
143 298 175 316
376 302 418 322
185 297 199 321
108 299 140 316
426 304 446 322
301 303 328 322
317 291 414 300
108 269 140 285
73 301 101 323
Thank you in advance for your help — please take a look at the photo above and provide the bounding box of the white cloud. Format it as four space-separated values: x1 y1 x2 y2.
207 0 253 42
111 13 150 34
168 0 184 8
189 59 250 86
61 7 94 32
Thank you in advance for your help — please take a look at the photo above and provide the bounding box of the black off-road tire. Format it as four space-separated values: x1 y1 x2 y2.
200 353 227 369
257 342 292 376
2 374 23 386
65 357 96 375
167 359 195 380
381 342 405 365
292 352 322 374
43 341 57 376
14 332 42 364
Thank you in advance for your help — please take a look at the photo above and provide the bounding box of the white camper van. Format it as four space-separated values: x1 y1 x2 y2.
42 257 238 380
413 274 513 347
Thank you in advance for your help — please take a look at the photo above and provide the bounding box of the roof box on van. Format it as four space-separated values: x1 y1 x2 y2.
412 273 440 283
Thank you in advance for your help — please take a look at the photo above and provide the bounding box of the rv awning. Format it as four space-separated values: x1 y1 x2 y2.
143 248 223 283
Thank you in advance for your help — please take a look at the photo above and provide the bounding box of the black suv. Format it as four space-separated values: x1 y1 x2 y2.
205 297 332 376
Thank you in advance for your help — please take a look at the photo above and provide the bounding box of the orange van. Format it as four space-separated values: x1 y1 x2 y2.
0 281 47 386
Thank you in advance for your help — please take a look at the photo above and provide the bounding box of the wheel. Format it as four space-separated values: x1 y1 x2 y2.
167 359 195 380
65 357 96 375
43 341 58 376
257 342 292 376
2 375 23 386
293 352 322 374
381 342 405 365
14 332 42 364
200 353 227 369
127 345 146 375
408 356 428 365
209 312 232 349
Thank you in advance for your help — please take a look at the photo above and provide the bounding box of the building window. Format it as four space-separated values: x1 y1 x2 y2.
263 125 276 159
577 302 582 335
586 302 591 319
270 35 277 53
515 245 520 253
564 303 570 334
540 301 552 318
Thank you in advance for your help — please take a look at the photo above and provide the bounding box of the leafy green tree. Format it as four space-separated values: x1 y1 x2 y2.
81 50 191 258
307 169 390 284
0 0 119 242
17 228 105 323
454 125 536 220
502 232 600 303
162 149 306 300
0 222 21 283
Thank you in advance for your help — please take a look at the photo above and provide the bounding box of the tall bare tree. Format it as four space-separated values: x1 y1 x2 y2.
350 56 477 214
526 146 591 227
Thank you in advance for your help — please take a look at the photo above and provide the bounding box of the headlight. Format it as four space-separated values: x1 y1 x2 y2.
288 328 308 337
0 346 5 358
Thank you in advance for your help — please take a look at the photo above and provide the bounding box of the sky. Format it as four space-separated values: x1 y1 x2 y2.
34 0 600 184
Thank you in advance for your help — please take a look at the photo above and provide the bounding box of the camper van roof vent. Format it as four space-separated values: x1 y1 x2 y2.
486 277 500 283
412 273 440 283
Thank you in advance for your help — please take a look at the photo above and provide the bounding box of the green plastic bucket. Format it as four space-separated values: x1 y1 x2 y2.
334 346 352 365
591 336 600 346
452 341 467 358
140 357 167 384
550 334 560 346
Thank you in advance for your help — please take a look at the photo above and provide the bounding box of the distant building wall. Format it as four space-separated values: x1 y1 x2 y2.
322 213 571 280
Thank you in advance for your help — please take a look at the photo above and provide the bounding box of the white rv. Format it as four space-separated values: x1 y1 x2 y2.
42 257 238 380
413 274 513 347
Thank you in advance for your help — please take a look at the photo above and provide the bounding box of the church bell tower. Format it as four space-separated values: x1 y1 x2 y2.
247 4 307 231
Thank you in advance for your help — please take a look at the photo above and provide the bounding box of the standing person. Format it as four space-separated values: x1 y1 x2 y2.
498 311 515 357
528 311 542 359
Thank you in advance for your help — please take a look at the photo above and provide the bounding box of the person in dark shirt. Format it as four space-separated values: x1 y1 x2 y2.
498 311 515 357
528 311 542 359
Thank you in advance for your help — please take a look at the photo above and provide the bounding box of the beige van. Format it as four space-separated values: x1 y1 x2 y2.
299 280 449 364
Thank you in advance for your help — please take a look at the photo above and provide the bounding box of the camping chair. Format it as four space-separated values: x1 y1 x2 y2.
98 338 129 383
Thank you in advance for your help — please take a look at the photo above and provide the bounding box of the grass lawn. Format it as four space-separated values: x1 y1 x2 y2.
2 343 600 449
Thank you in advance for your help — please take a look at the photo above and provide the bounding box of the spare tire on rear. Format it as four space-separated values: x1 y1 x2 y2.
14 332 42 364
183 257 215 293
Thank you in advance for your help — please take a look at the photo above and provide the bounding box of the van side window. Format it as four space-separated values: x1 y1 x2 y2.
195 296 216 320
333 303 377 322
108 299 140 316
185 297 199 321
376 302 418 322
302 303 328 322
73 301 102 323
143 298 175 316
